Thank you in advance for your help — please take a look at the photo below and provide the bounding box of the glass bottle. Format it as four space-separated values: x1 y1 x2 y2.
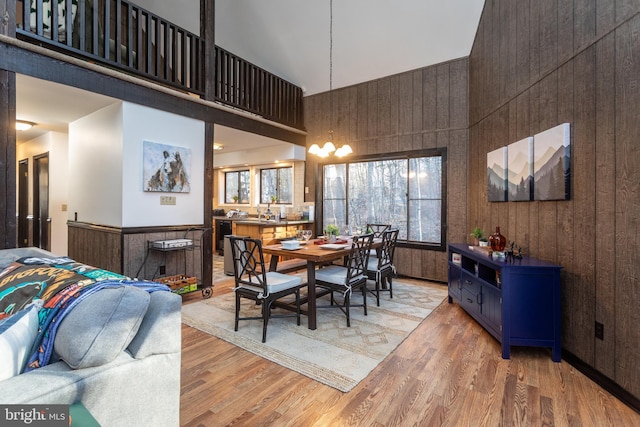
489 226 506 252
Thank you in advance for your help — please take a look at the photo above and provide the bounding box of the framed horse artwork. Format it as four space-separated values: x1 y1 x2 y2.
143 141 192 193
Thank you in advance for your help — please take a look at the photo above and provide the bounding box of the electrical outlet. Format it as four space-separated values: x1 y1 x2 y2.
595 321 604 340
159 265 166 275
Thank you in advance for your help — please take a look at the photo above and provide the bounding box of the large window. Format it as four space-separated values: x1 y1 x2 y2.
322 149 446 249
260 167 292 204
224 170 250 204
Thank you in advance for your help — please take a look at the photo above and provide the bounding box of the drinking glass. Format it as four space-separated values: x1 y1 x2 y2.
303 229 312 244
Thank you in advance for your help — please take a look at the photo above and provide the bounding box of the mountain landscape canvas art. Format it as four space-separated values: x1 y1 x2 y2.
533 123 571 201
487 147 507 202
507 137 533 201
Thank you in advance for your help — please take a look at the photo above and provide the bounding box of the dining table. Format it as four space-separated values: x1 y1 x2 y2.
262 237 381 330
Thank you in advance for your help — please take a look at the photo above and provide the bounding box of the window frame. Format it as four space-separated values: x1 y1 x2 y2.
259 166 293 205
224 169 250 204
317 148 447 251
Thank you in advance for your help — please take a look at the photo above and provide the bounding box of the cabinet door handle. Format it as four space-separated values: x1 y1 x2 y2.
466 297 474 304
477 293 483 305
465 279 473 285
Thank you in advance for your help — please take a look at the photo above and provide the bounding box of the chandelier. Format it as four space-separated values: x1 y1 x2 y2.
308 0 352 158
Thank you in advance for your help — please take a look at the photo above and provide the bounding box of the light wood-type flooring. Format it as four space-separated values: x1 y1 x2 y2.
180 278 640 426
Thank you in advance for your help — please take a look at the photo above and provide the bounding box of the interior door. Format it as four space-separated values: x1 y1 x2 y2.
33 153 50 251
18 159 29 247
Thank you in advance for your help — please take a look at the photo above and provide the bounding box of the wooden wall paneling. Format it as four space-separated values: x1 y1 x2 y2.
422 67 437 131
555 59 575 359
516 0 532 93
489 0 501 115
595 1 616 39
334 88 349 144
142 231 165 279
436 63 450 130
537 72 559 263
448 129 468 247
398 72 413 134
449 58 469 129
539 0 559 77
569 47 597 363
367 81 378 138
503 0 518 101
356 84 368 141
422 132 437 150
529 0 542 85
558 0 575 63
575 0 597 53
616 0 640 24
614 14 640 399
388 76 399 136
124 233 146 279
436 130 450 149
411 70 424 132
468 120 483 236
593 33 616 379
377 77 391 137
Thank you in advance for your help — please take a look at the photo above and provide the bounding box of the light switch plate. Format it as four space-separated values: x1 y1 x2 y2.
160 196 176 205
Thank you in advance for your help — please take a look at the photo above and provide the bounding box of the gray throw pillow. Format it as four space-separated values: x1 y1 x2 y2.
54 286 150 369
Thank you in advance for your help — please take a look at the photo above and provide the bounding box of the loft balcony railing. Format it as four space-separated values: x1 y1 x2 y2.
215 46 304 130
14 0 305 130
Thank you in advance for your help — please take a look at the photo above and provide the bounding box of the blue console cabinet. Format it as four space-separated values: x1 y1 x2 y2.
448 244 562 362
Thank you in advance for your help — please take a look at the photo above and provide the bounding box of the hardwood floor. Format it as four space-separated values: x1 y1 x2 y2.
179 279 640 426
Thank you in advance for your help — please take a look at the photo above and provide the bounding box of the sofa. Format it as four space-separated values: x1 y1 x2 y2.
0 247 182 427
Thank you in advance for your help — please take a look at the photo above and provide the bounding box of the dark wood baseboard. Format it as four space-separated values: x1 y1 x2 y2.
563 350 640 415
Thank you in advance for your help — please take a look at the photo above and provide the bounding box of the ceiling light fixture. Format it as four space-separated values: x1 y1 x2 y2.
213 143 224 151
15 120 35 131
309 0 352 159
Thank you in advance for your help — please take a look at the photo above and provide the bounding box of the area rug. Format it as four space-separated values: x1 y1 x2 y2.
181 278 448 392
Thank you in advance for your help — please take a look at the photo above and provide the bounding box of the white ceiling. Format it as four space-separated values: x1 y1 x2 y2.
16 1 485 154
215 0 485 95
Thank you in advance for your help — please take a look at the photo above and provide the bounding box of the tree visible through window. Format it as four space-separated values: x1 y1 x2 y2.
225 170 250 204
260 167 292 204
322 149 446 249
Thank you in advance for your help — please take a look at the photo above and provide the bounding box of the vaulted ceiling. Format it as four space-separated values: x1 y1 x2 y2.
215 0 485 95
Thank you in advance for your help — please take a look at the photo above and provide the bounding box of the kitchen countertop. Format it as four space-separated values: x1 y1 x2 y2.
213 216 313 225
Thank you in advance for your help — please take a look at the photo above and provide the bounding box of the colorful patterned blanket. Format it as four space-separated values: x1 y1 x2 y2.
0 256 169 371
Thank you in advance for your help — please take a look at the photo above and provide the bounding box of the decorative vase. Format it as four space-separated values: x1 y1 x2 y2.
489 227 506 251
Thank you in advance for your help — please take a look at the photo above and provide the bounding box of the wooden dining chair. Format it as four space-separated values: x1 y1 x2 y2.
229 236 303 342
314 233 374 327
365 228 399 306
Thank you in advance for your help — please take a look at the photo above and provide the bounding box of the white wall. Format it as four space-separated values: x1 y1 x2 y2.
68 103 124 227
68 102 205 228
121 102 205 227
16 131 69 255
